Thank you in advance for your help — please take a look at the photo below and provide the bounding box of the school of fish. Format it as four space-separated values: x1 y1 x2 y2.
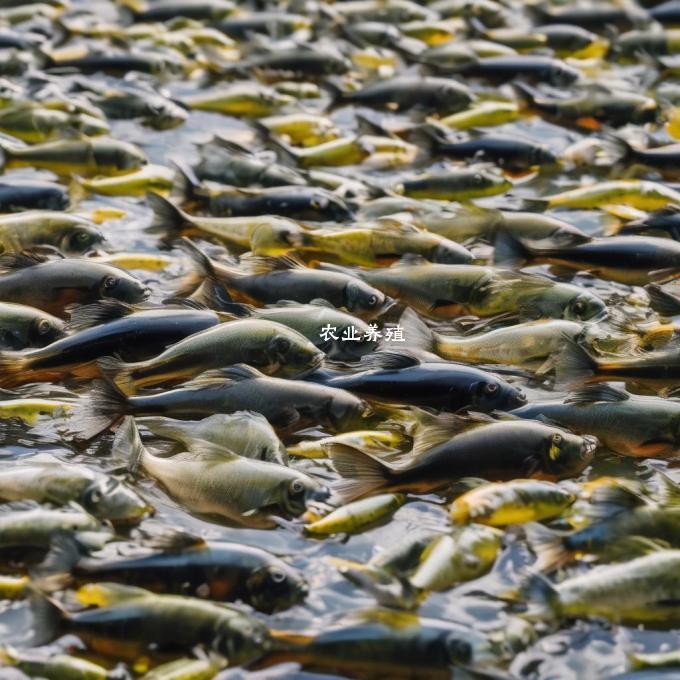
0 0 679 677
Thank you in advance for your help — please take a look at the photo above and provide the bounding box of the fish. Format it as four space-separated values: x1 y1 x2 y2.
615 206 680 240
32 582 270 664
72 364 370 440
308 350 527 411
340 262 606 321
0 647 111 680
449 479 576 526
0 211 104 255
409 525 502 592
288 430 404 459
178 241 387 318
0 301 225 387
0 103 109 142
182 84 294 117
39 530 307 613
0 179 68 212
329 415 597 500
401 308 630 369
391 167 511 201
495 230 680 285
0 254 149 317
0 454 149 523
123 0 236 23
513 384 680 458
98 318 324 393
115 417 326 528
522 550 680 626
0 302 65 349
74 164 175 197
304 493 407 535
0 137 147 176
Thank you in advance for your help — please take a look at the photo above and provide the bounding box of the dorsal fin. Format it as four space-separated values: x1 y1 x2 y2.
564 383 630 405
66 300 137 332
358 349 421 371
180 364 264 389
0 251 48 272
245 254 306 275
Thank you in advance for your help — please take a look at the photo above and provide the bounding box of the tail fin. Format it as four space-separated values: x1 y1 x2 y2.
518 570 561 621
171 158 202 205
31 532 83 593
645 283 680 317
176 238 234 305
601 132 637 164
265 134 301 167
112 415 147 476
397 307 435 353
69 379 130 440
327 443 393 502
97 355 142 395
0 351 30 387
524 523 572 572
146 191 189 235
28 586 67 646
493 229 533 268
554 338 599 387
511 82 539 110
321 81 346 112
400 123 448 155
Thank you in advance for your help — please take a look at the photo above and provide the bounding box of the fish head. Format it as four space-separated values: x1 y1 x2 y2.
246 561 309 613
443 632 474 666
344 279 385 316
531 144 558 166
29 312 66 345
59 223 106 255
564 291 606 322
80 478 151 524
267 326 325 377
280 472 329 518
544 427 598 477
98 267 149 303
431 241 474 265
467 376 526 412
215 614 271 664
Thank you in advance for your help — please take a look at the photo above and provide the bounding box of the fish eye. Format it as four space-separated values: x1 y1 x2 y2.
484 383 499 395
289 479 305 495
87 488 102 504
310 199 320 209
549 433 563 461
101 275 119 291
269 567 286 583
552 433 562 445
368 295 378 307
445 636 472 665
37 319 52 335
572 299 586 314
76 231 90 242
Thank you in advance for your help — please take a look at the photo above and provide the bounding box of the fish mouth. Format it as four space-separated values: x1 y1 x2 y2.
581 435 599 458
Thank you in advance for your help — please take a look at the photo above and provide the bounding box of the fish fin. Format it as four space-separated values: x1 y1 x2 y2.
161 297 209 311
357 349 421 371
493 228 533 268
69 380 130 441
398 307 435 352
65 299 137 332
31 532 83 593
652 470 680 507
524 523 572 572
519 570 561 621
97 355 140 395
146 191 189 235
111 415 147 476
245 253 306 275
264 134 300 167
0 251 49 273
321 80 346 112
411 412 466 457
645 283 680 317
554 338 598 387
327 443 392 502
176 237 234 301
400 122 448 155
355 113 394 139
340 566 421 610
0 351 30 388
209 134 254 156
600 131 636 163
564 383 629 405
170 157 202 204
180 364 264 389
29 586 67 646
138 526 207 552
587 484 649 517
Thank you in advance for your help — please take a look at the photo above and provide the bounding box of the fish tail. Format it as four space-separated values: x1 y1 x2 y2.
176 237 234 305
146 191 189 235
69 379 131 440
326 443 392 503
645 283 680 317
136 416 189 447
400 122 447 155
265 133 301 167
519 570 561 621
493 228 533 268
524 523 573 572
0 351 30 387
554 338 599 387
31 532 82 593
28 585 67 646
170 157 201 205
97 354 144 395
601 131 636 163
112 415 147 476
321 81 346 112
397 307 435 352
